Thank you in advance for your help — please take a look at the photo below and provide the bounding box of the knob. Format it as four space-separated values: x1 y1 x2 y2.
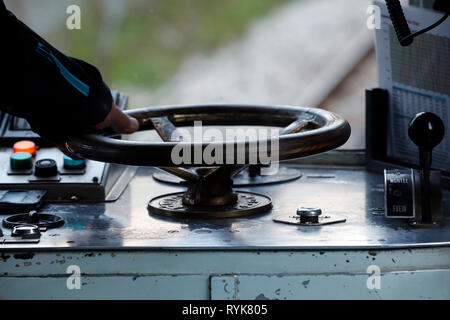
408 112 445 223
297 206 322 224
34 159 58 177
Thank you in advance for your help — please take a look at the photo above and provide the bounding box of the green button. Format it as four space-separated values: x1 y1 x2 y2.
10 152 33 170
63 156 86 170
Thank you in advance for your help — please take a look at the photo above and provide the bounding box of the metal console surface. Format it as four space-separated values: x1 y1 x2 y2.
0 161 449 250
1 151 450 300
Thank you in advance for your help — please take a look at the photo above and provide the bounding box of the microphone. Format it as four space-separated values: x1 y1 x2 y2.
385 0 414 46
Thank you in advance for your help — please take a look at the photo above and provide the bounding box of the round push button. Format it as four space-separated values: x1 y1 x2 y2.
10 152 33 170
63 156 86 170
13 140 36 156
34 159 58 177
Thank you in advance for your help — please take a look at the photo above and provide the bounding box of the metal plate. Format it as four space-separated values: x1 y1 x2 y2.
1 237 40 244
273 214 346 226
148 191 272 218
152 166 302 186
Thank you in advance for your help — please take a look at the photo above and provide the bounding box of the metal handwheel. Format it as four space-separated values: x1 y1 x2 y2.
67 104 350 166
66 104 351 218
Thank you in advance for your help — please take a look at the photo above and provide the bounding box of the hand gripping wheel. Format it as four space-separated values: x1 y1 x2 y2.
66 104 351 218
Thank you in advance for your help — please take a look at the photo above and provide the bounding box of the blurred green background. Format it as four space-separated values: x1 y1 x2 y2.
5 0 373 148
55 0 291 88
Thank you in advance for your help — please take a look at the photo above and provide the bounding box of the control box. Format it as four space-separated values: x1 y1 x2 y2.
0 91 128 202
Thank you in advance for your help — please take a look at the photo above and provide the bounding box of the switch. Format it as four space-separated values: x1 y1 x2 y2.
34 159 58 177
63 156 86 170
10 152 33 170
297 206 322 224
13 140 36 156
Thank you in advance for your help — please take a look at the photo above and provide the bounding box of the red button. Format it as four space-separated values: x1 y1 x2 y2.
13 140 36 156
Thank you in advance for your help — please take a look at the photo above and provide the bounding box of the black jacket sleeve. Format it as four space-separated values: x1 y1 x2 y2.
0 1 112 142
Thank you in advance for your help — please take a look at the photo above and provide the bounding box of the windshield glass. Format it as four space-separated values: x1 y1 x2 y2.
5 0 378 149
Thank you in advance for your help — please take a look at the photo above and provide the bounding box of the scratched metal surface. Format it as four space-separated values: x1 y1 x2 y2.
1 164 449 251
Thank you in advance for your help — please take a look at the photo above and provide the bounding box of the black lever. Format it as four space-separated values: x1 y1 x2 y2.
408 112 445 222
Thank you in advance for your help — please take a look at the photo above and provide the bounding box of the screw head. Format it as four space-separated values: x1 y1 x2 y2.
11 224 41 239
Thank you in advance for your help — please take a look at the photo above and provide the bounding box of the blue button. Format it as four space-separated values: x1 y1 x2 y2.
10 152 33 170
63 156 86 170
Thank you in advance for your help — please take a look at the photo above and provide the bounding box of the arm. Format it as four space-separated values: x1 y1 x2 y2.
0 1 137 145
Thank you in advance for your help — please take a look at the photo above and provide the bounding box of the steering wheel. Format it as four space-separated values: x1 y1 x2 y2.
66 104 350 214
66 104 351 168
